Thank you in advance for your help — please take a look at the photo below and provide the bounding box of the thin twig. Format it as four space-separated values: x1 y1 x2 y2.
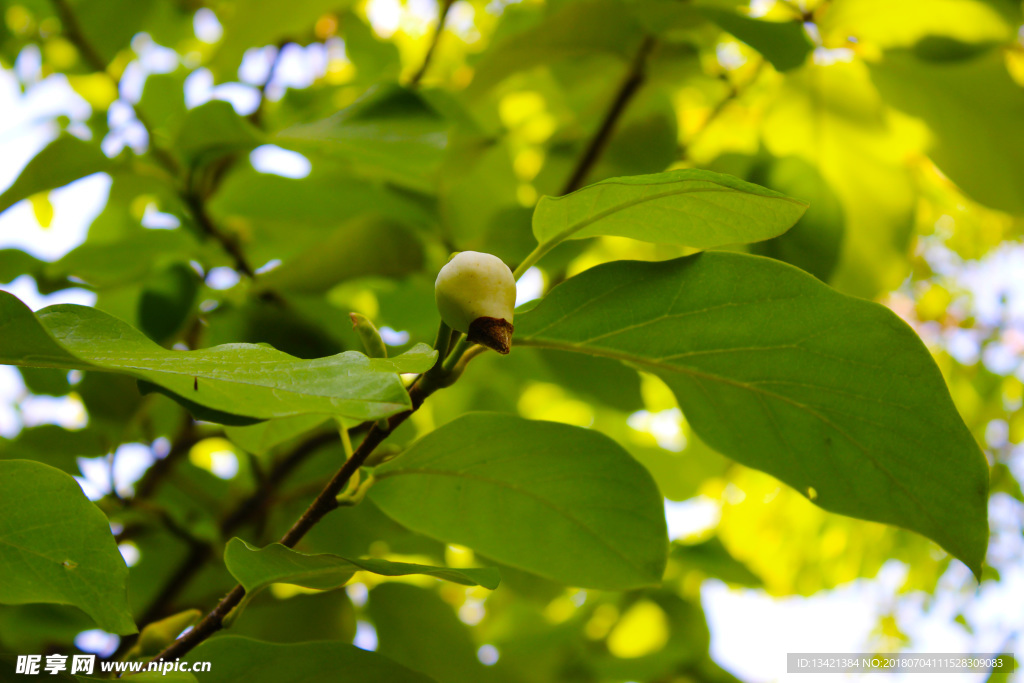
679 60 764 161
51 0 262 281
561 36 656 195
409 0 454 87
132 420 201 502
248 40 290 127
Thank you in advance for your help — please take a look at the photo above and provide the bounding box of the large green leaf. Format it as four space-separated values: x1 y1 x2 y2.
529 169 807 264
184 636 435 683
516 252 989 576
0 135 113 215
369 413 668 590
0 291 436 423
224 537 501 594
869 48 1024 215
699 8 813 72
0 460 136 634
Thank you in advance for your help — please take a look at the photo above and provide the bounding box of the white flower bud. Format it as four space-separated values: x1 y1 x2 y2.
435 251 516 354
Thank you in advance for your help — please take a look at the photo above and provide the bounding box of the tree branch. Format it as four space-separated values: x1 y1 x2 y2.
149 376 444 663
183 192 257 279
409 0 454 87
561 36 655 195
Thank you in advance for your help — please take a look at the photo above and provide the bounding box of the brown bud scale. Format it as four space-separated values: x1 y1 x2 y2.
468 317 514 355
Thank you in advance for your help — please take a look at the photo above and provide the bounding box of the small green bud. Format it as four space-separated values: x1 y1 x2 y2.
349 312 388 359
434 251 516 354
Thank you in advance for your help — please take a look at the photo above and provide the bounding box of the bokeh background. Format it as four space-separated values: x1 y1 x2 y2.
1 0 1023 680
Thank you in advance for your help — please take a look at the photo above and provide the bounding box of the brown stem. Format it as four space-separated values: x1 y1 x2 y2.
561 36 655 195
183 193 257 279
149 382 436 663
409 0 454 87
51 0 107 73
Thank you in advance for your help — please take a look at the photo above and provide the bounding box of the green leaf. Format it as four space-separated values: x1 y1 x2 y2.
207 163 432 268
0 291 436 423
275 86 448 193
670 537 763 587
224 538 500 604
868 48 1024 214
0 135 113 215
137 262 201 343
131 609 202 658
73 0 161 64
184 635 436 683
711 153 845 281
698 8 813 72
368 583 488 683
370 413 668 590
0 460 136 634
0 249 45 284
516 252 989 576
137 70 189 147
341 12 402 82
174 101 263 168
529 169 808 262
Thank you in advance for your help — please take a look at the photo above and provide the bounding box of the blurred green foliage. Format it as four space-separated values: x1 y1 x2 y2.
0 0 1023 680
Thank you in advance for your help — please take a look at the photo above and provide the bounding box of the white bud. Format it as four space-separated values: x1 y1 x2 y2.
435 251 516 354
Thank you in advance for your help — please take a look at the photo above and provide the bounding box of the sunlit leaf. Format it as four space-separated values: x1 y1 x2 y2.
869 48 1024 215
530 169 808 259
762 61 917 297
